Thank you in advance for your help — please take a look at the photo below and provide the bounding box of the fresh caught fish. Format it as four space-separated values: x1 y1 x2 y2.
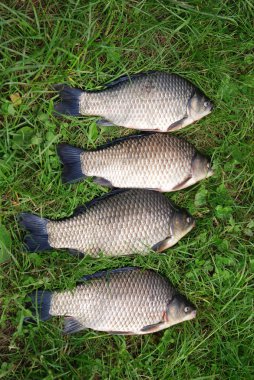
27 267 196 335
54 71 213 132
19 189 195 256
57 133 213 191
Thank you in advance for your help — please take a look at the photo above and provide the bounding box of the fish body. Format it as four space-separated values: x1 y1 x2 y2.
20 189 195 256
58 134 213 191
54 72 213 132
27 267 196 335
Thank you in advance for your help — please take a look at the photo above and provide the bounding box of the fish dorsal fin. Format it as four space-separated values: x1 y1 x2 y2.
72 205 86 216
82 189 130 210
94 133 155 152
71 189 130 218
57 189 130 222
78 267 140 282
104 71 157 89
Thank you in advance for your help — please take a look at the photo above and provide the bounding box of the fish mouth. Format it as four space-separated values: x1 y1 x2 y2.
186 219 195 234
208 101 214 112
190 310 197 319
187 216 196 231
207 167 214 178
191 218 196 228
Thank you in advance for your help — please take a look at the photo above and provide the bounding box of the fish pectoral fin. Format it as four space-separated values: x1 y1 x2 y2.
167 117 189 132
172 175 192 191
63 316 85 335
152 236 174 252
96 119 116 127
107 330 135 335
140 321 164 333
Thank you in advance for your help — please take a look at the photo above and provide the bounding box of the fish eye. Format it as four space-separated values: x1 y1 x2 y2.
204 101 209 108
186 217 192 224
184 306 190 313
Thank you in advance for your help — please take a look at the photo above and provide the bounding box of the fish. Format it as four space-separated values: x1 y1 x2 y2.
26 267 197 335
54 71 213 132
57 133 214 191
19 189 195 256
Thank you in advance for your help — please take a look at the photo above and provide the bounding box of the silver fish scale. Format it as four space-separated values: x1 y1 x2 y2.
80 72 194 131
50 269 175 332
82 134 195 191
47 190 174 256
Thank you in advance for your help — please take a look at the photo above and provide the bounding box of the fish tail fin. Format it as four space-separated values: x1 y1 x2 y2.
19 213 51 252
54 84 84 116
26 290 53 321
57 143 86 183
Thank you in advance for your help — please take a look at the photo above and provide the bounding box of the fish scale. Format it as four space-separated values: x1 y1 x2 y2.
47 189 181 256
55 71 213 132
80 73 192 130
49 269 173 333
28 269 196 335
82 134 196 191
21 184 196 256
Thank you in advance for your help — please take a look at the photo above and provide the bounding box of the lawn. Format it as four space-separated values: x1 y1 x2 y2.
0 0 253 379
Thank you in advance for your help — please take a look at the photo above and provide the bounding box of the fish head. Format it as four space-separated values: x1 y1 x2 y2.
191 153 214 183
166 294 196 327
187 91 213 122
169 210 195 245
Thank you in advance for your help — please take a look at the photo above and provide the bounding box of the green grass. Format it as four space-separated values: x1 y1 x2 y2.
0 0 254 379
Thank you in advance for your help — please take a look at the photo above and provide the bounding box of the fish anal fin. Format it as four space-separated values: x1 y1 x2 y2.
152 236 174 252
96 119 115 127
63 316 85 335
68 249 85 258
93 176 114 187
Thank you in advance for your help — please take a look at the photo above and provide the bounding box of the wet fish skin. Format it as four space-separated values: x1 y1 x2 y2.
20 189 195 256
54 72 213 132
27 267 196 335
57 133 214 191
